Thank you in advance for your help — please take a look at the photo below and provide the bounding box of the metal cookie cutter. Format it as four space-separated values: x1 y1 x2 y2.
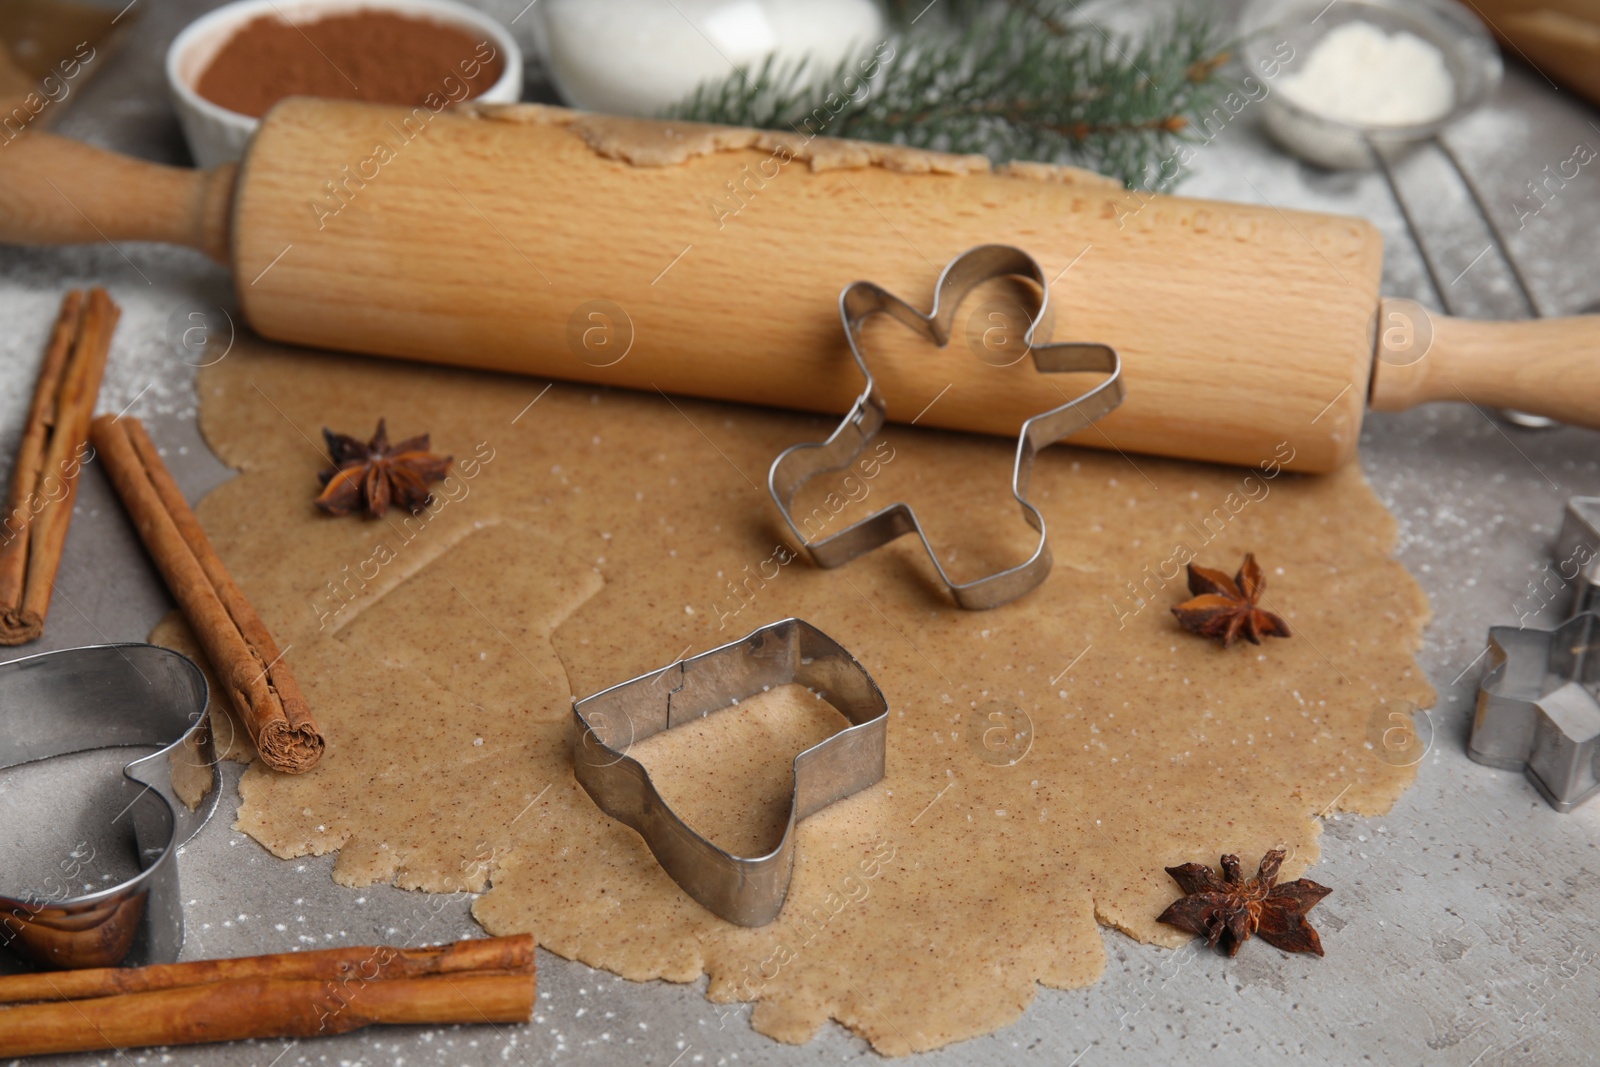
1555 497 1600 617
572 618 887 926
1471 614 1600 812
768 244 1124 610
0 644 217 968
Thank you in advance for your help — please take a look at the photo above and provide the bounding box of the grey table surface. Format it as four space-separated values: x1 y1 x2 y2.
1 1 1598 1064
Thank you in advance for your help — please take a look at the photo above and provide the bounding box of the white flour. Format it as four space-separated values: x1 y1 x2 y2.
1278 20 1455 127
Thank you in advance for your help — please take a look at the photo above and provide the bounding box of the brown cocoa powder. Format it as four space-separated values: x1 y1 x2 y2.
195 11 506 119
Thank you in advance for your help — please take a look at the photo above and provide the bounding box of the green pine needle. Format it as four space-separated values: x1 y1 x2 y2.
662 1 1233 191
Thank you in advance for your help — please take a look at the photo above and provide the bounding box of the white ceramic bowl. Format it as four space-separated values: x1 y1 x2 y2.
166 0 522 167
534 0 886 118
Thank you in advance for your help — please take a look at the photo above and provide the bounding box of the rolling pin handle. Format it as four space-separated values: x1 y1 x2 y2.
1368 297 1600 431
0 132 234 264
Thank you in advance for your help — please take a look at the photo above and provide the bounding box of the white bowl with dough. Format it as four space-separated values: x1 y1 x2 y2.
166 0 523 168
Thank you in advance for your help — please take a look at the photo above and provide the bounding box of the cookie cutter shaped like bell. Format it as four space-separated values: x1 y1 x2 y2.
1471 613 1600 812
0 644 218 968
571 618 887 926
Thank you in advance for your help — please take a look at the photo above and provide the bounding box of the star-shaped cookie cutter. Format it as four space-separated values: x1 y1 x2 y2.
1471 612 1600 812
1555 497 1600 618
571 618 888 926
768 244 1124 610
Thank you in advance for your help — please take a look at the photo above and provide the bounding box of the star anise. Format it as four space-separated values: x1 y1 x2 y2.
315 419 452 518
1171 552 1291 648
1156 849 1330 957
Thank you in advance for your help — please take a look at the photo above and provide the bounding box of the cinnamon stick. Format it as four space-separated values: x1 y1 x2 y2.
89 414 325 772
0 971 536 1056
0 933 533 1004
0 288 118 644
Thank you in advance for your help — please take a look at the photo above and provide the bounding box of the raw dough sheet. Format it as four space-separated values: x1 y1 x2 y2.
157 335 1431 1055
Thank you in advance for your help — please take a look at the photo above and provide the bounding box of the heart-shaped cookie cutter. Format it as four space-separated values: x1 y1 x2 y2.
572 618 887 926
0 644 217 969
769 244 1124 610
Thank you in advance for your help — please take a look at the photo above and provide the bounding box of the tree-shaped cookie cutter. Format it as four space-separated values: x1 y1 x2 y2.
1471 613 1600 812
768 244 1124 610
571 618 888 926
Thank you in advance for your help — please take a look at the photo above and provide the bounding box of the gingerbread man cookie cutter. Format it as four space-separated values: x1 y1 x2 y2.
0 644 218 968
571 618 888 926
768 244 1124 610
1471 613 1600 812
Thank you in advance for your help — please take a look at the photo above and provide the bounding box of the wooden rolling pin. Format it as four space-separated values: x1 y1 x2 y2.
1 99 1595 472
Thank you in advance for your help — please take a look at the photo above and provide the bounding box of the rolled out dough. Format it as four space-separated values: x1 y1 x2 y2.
162 335 1432 1055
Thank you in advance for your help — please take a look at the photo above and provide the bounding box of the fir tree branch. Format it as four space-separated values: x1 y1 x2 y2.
1001 0 1075 37
662 1 1233 191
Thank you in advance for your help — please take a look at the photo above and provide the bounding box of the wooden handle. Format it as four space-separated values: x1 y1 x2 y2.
0 132 234 262
1369 298 1600 428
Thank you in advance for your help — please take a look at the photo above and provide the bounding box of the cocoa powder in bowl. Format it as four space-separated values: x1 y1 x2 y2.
194 10 506 119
